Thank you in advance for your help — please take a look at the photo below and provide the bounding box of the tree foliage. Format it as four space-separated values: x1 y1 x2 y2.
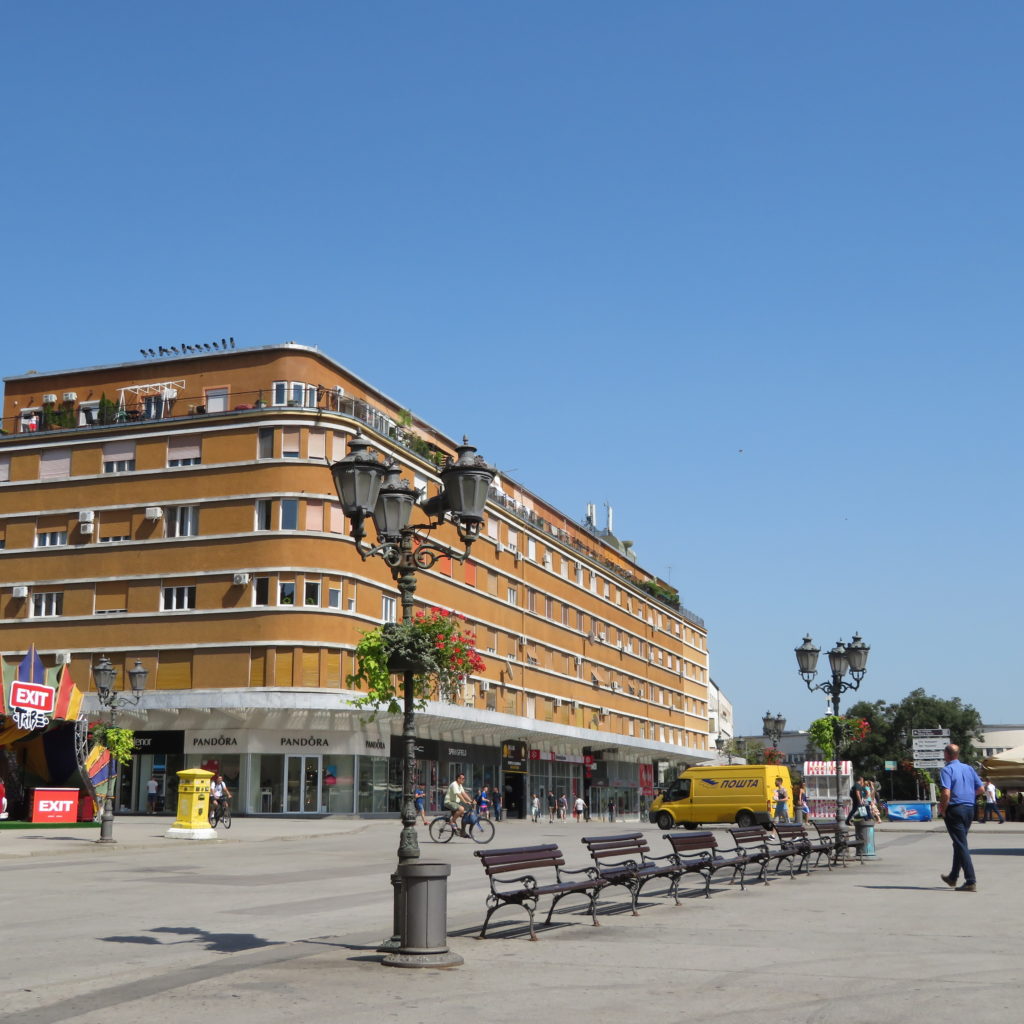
843 688 983 799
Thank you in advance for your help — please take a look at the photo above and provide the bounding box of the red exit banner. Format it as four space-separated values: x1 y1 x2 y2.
31 788 80 823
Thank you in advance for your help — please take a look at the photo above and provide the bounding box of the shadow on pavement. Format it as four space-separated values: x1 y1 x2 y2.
101 926 281 953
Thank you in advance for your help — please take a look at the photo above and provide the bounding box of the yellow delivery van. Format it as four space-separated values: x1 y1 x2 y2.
648 764 792 830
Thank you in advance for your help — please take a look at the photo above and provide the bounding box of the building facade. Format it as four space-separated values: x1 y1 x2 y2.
0 342 712 817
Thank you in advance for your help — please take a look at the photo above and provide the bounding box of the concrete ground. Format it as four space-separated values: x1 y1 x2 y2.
2 815 1021 1024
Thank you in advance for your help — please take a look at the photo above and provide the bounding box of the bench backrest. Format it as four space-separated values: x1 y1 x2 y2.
730 826 770 854
581 832 651 865
476 844 565 878
664 831 718 858
774 823 809 844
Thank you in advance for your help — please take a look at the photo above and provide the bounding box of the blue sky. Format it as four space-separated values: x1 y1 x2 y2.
3 4 1022 734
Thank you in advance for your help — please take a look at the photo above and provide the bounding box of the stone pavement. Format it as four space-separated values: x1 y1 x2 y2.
2 816 1022 1024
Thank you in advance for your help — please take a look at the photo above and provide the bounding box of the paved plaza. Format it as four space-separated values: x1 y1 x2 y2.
2 816 1021 1024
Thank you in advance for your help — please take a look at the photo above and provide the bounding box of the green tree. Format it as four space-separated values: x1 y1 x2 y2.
844 688 983 799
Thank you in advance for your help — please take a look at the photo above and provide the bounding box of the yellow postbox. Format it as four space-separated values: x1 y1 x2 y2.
166 767 216 839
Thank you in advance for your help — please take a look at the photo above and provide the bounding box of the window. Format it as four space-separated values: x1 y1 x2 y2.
78 401 99 427
143 394 165 419
280 499 298 531
328 585 342 609
255 499 272 531
40 449 71 481
162 586 196 610
102 441 136 473
304 580 321 606
272 381 315 407
0 455 9 482
382 596 397 623
167 506 199 538
32 592 63 617
282 428 300 458
254 577 270 606
279 581 296 605
308 429 326 461
167 437 201 466
506 586 518 606
205 387 229 413
258 428 274 459
35 530 68 547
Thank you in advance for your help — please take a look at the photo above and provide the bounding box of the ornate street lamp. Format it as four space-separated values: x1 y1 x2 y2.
331 432 494 967
715 732 733 765
762 711 786 751
93 656 148 844
795 633 870 824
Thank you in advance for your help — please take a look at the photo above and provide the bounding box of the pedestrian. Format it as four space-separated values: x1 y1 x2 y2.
531 793 540 823
146 775 160 814
983 779 1004 823
573 794 586 822
773 777 789 823
413 781 429 825
607 797 615 823
492 789 502 822
845 777 867 826
558 793 568 821
938 743 985 892
478 785 491 820
866 780 882 823
547 790 557 823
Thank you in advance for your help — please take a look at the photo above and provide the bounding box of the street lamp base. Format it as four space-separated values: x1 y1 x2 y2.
94 836 117 845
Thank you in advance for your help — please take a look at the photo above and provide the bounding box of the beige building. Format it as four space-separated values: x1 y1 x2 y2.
0 342 711 817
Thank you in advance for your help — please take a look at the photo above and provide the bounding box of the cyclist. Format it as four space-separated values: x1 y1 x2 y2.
210 774 231 821
444 772 473 835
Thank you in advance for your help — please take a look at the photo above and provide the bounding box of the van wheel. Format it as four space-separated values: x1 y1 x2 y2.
684 822 699 830
657 811 675 831
735 811 755 828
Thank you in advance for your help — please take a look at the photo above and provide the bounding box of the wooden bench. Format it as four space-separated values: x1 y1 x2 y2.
662 830 753 896
581 832 683 914
770 823 832 877
811 821 865 867
475 844 609 940
726 826 786 885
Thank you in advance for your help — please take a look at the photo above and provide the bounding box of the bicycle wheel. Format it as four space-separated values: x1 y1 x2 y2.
470 818 495 844
429 817 453 843
222 804 232 829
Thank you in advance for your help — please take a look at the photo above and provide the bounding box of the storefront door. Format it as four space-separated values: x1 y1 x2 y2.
286 755 321 813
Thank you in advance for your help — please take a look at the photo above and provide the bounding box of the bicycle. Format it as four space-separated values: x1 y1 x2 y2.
210 798 232 829
428 810 494 844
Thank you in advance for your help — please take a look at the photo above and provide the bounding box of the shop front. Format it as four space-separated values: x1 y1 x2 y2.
119 730 185 814
587 757 649 821
527 749 586 817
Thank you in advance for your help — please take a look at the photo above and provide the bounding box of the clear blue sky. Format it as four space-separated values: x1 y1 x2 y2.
3 4 1022 734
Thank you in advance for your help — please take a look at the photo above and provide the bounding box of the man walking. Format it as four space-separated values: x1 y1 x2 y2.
845 777 866 826
983 778 1004 823
938 743 985 892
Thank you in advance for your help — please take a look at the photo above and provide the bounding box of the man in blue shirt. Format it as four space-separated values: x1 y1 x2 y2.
938 743 984 892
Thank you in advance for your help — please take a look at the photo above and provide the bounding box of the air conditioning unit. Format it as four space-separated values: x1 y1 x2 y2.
479 680 491 693
569 700 578 711
542 553 552 568
12 586 28 598
573 656 582 667
42 393 57 404
611 682 621 693
598 632 607 642
78 510 94 523
553 698 562 709
232 572 251 586
599 706 608 717
144 506 163 520
55 651 72 664
79 522 94 535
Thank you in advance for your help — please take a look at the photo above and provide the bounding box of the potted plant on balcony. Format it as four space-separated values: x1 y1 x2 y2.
346 607 486 713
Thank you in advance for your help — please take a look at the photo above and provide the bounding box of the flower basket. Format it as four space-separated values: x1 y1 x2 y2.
348 608 487 712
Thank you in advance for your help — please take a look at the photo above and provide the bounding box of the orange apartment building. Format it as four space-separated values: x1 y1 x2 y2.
0 342 711 818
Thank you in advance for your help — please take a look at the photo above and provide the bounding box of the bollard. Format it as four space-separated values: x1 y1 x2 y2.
854 816 876 858
381 861 463 969
166 768 217 840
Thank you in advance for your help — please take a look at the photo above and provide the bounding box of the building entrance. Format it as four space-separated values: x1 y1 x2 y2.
285 755 321 813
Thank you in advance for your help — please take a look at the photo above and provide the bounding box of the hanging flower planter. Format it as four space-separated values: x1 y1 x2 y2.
347 608 487 713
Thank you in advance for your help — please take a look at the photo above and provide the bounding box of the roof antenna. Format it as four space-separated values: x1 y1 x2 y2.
229 337 235 349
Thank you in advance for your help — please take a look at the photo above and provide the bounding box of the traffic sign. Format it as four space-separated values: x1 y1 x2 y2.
912 728 949 737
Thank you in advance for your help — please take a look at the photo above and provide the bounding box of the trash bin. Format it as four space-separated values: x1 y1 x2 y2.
854 816 876 858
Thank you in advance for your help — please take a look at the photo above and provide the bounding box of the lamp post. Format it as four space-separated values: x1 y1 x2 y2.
762 710 786 754
715 733 732 765
331 432 494 967
93 656 148 844
795 634 870 824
